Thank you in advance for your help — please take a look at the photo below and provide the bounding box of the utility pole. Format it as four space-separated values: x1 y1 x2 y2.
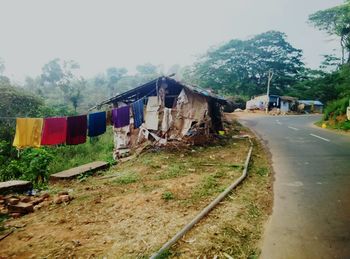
266 69 274 114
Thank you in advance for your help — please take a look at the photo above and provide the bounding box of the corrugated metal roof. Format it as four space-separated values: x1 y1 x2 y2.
89 76 227 110
299 100 324 106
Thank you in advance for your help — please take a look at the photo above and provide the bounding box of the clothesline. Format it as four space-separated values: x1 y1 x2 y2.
10 93 152 149
0 91 157 121
0 117 17 120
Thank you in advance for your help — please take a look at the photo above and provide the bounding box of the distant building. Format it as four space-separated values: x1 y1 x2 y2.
298 100 324 113
279 96 298 113
246 94 297 112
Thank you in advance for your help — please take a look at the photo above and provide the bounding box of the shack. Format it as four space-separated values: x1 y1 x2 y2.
298 100 324 113
246 94 281 111
279 96 298 113
91 76 227 159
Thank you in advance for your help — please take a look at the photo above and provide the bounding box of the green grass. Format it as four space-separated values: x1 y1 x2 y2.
162 191 175 201
324 97 349 121
0 214 9 234
191 175 222 200
113 173 138 185
48 127 114 174
321 97 350 131
256 167 269 177
157 164 186 180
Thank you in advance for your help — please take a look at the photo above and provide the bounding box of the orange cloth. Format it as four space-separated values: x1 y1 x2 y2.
13 118 43 148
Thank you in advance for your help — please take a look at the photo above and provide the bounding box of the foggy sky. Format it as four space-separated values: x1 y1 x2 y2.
0 0 343 82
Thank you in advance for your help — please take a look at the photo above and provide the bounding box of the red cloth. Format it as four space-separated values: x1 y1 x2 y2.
41 117 67 145
66 115 87 145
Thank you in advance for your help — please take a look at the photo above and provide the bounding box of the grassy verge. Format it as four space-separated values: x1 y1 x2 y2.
320 97 350 131
48 126 114 174
171 138 273 258
0 120 273 258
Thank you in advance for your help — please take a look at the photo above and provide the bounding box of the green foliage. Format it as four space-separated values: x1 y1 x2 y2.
192 175 220 199
40 58 86 111
158 164 186 180
0 84 44 142
0 147 53 185
48 128 114 173
113 174 138 185
256 167 269 177
309 1 350 63
20 148 53 183
0 127 114 185
324 96 349 120
106 67 128 96
161 191 175 201
185 31 304 96
288 64 350 104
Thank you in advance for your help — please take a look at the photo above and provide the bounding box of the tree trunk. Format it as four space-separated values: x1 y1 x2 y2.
341 36 346 65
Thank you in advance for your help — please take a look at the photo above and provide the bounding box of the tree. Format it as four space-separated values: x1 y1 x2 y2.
136 63 158 75
135 63 160 83
41 58 65 87
0 58 5 75
287 64 350 104
106 67 127 96
309 1 350 64
40 59 85 111
186 31 304 97
0 58 10 85
0 84 43 142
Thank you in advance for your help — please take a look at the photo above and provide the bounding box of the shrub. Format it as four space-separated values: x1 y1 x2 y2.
324 97 349 121
0 147 53 185
20 148 53 183
162 191 175 201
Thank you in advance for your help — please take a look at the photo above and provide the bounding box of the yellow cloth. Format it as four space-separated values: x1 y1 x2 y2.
13 118 43 148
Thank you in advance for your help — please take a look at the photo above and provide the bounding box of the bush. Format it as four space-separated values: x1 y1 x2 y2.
20 148 53 183
324 97 349 121
0 147 53 184
162 191 175 201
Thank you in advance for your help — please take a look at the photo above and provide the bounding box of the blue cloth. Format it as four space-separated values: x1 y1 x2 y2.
132 99 144 128
88 111 106 137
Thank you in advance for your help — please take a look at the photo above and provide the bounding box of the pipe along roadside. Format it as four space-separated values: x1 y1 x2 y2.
150 138 254 259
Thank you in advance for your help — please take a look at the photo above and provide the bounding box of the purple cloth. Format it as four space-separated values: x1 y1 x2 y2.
112 106 130 128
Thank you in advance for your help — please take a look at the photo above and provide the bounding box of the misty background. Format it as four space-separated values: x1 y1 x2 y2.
0 0 343 82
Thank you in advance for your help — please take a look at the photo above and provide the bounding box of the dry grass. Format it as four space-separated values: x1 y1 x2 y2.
0 120 273 259
171 138 273 259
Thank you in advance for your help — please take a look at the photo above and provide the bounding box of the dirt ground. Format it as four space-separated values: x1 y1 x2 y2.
0 117 273 258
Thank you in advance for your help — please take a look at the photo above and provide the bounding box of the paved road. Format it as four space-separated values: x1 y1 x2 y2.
238 114 350 259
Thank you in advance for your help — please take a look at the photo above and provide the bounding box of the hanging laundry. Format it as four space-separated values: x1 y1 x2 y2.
13 118 43 148
66 115 87 145
88 111 106 137
131 99 144 129
41 117 67 145
112 106 130 128
106 110 112 126
146 96 160 112
145 96 159 130
161 108 173 133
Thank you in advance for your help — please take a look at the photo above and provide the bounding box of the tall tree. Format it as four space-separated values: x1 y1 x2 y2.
41 58 85 111
0 58 10 85
0 84 43 141
106 67 127 96
186 31 304 97
309 1 350 64
135 63 160 83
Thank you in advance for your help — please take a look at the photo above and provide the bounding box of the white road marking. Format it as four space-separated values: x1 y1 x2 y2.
310 133 330 142
276 121 282 125
288 126 299 131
